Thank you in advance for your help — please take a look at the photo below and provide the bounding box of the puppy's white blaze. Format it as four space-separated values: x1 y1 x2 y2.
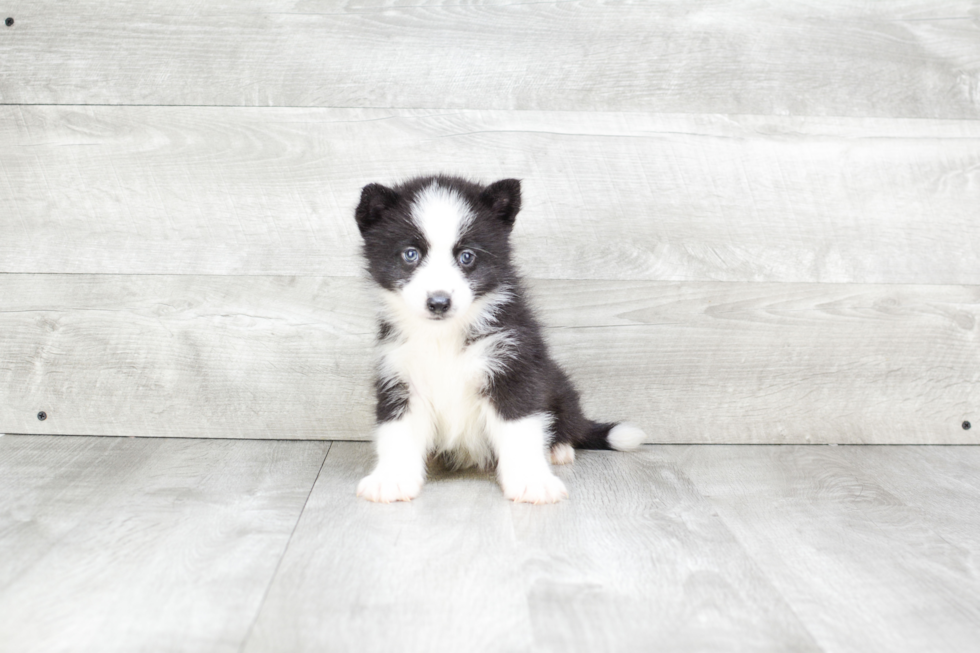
411 183 475 249
608 423 646 451
490 412 568 504
401 256 474 320
400 183 476 319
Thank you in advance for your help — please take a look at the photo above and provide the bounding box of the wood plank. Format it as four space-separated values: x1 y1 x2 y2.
241 442 820 652
509 447 822 652
3 106 980 284
5 438 978 651
2 274 975 443
818 447 980 555
661 445 980 653
0 435 330 653
0 435 161 589
1 1 978 118
539 280 980 445
0 274 377 440
241 441 535 653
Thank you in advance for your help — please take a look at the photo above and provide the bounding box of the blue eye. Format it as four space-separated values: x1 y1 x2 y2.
458 249 476 267
402 248 419 264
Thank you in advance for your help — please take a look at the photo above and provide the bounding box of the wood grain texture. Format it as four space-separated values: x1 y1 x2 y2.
661 445 980 653
0 274 377 439
509 447 821 652
4 438 979 652
0 435 330 653
242 441 534 653
2 274 976 443
1 1 979 117
3 106 980 284
831 447 980 556
538 280 980 444
242 442 820 653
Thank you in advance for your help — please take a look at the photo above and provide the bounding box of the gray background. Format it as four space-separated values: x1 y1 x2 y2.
2 1 978 443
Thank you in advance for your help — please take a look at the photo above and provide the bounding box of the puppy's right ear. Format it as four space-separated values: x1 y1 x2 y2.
355 183 399 235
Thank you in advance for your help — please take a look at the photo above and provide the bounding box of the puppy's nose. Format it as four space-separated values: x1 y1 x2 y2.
426 292 452 316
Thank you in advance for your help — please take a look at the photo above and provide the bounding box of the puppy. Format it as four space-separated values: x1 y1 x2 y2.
354 175 644 503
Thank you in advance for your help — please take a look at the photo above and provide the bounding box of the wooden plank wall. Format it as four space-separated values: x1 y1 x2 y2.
1 1 978 443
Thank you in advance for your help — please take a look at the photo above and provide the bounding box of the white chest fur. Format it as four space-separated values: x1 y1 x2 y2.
378 323 501 467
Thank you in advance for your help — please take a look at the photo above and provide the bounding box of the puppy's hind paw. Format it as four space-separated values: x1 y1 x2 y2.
549 443 575 465
356 472 423 503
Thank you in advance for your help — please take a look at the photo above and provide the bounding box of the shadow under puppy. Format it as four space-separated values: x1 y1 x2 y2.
354 175 644 504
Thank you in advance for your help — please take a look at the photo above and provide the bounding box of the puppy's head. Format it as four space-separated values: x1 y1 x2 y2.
355 176 521 322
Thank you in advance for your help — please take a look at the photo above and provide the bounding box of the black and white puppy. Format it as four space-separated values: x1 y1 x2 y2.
354 175 644 504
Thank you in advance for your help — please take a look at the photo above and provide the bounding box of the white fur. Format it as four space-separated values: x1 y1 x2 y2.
490 412 567 504
549 443 575 465
356 417 428 503
375 288 514 469
400 184 475 320
607 423 646 451
363 314 567 502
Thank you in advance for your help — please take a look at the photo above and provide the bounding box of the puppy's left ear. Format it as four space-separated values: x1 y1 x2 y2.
479 179 522 227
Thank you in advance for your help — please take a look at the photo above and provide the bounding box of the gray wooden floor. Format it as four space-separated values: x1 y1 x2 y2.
2 435 978 653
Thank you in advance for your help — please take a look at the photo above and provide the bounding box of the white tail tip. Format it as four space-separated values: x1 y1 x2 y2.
608 423 646 451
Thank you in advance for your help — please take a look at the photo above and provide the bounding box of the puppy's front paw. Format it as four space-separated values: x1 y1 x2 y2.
356 472 423 503
500 472 568 504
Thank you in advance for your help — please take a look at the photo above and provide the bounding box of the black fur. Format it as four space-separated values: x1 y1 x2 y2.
375 376 409 423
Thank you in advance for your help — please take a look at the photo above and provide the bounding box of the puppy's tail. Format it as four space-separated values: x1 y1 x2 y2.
582 421 646 451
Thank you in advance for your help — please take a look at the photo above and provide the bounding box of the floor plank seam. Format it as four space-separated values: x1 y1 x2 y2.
236 440 333 653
